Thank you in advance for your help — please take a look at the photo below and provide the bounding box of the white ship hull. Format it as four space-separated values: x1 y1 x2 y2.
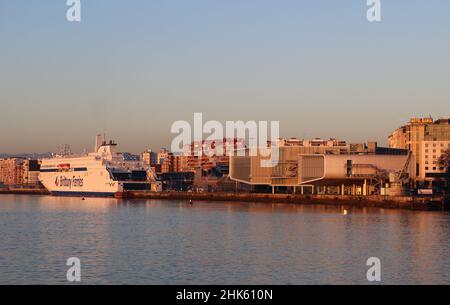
39 137 151 197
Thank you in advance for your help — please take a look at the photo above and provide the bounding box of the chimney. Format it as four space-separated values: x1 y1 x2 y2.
95 134 103 152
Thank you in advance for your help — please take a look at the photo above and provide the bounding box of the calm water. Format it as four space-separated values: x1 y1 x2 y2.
0 195 449 285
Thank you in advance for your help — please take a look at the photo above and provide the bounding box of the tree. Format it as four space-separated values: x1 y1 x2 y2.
438 149 450 194
439 149 450 168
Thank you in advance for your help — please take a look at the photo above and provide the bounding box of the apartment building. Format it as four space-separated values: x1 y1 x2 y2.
0 158 41 186
389 118 450 187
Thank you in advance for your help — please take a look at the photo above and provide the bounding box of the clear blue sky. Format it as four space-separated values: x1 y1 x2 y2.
1 0 449 153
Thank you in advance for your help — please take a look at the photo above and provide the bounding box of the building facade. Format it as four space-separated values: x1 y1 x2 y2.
389 118 450 188
0 158 24 185
22 159 41 185
230 139 413 195
141 149 157 166
161 153 184 173
0 158 41 186
157 148 169 165
179 138 244 173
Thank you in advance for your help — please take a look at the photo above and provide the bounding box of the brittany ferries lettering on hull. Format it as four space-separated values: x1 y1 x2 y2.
39 135 153 197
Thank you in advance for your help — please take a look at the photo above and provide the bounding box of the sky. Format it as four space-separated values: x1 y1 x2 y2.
0 0 449 154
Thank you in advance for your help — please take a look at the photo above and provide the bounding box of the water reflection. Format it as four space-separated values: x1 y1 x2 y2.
0 195 449 284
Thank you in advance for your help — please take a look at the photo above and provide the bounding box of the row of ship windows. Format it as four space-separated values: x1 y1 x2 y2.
40 169 104 177
40 168 88 173
50 172 103 178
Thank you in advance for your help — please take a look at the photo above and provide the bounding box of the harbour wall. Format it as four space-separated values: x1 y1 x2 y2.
129 191 449 211
1 188 448 211
0 188 50 195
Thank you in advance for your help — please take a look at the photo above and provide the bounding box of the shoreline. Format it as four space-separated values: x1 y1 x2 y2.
1 188 448 211
0 188 50 196
128 191 449 211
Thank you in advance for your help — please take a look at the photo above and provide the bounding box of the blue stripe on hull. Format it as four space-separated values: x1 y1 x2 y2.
51 191 116 197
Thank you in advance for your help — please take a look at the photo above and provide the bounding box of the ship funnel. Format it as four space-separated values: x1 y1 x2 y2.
95 134 103 152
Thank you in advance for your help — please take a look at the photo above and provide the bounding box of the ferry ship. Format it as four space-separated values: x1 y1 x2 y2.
39 135 152 197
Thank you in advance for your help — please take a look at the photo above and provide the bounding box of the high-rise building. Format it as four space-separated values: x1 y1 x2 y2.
161 153 174 173
179 138 244 173
0 158 24 185
157 148 169 165
389 118 450 187
141 149 157 166
161 153 184 173
0 158 41 186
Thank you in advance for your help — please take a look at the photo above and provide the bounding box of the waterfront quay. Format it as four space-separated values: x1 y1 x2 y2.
128 191 450 211
0 117 449 210
0 188 447 211
0 187 49 196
